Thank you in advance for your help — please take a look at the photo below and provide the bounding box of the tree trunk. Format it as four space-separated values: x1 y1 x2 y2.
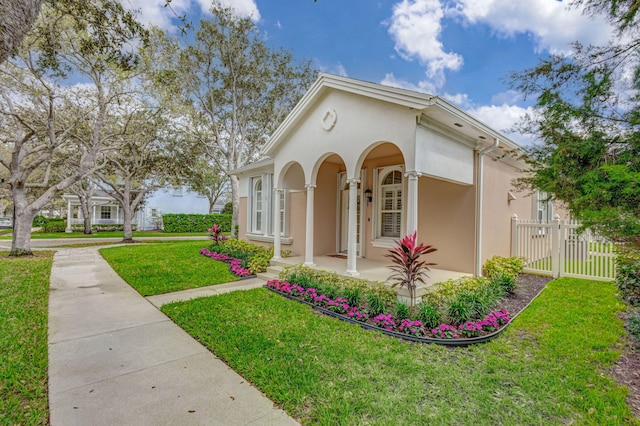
77 194 93 234
208 195 215 214
230 174 240 237
121 189 134 243
10 186 36 256
0 0 43 64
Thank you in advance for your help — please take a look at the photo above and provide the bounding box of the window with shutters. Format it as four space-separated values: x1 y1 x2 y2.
374 166 404 242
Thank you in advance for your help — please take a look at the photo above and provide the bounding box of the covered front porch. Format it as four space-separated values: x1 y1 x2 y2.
268 254 471 300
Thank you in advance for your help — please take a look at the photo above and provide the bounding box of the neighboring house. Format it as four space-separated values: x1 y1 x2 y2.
62 186 223 231
62 191 124 230
233 73 560 277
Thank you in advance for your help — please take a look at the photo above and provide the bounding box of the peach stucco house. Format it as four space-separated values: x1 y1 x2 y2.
233 74 552 280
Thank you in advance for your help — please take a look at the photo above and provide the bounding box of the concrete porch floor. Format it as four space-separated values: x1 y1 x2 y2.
273 255 471 300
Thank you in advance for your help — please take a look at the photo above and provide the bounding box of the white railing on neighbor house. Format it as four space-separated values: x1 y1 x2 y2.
69 218 121 225
511 215 617 281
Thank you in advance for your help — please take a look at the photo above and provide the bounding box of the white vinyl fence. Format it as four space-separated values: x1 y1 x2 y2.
511 215 617 281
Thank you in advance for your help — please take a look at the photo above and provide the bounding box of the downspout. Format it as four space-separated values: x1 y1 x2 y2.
475 138 500 276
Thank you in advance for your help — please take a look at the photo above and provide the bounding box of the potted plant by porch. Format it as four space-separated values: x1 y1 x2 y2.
386 232 437 306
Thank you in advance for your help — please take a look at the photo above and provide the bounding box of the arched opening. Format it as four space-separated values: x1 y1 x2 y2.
356 142 406 261
312 153 348 256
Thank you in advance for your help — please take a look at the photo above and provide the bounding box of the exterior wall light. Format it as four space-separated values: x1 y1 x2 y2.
364 188 373 203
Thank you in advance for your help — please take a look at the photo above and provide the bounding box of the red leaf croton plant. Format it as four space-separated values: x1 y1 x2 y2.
385 232 437 306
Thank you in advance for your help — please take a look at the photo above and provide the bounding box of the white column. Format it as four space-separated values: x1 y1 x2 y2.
304 184 316 266
116 205 120 224
272 188 282 261
92 205 96 224
345 178 360 276
405 171 421 236
65 200 72 233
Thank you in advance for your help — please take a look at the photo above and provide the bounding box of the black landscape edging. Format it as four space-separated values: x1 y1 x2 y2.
266 281 549 346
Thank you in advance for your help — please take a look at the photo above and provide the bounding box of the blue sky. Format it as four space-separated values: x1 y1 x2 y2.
127 0 615 145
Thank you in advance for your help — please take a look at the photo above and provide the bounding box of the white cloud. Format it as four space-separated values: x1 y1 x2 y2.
207 0 261 21
377 73 535 145
468 103 536 146
447 0 613 54
380 73 437 95
386 0 463 87
317 61 348 77
121 0 191 31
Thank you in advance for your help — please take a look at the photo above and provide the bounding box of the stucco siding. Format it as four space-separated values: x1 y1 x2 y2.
314 162 342 255
289 191 306 257
238 197 248 240
480 156 530 264
418 176 476 273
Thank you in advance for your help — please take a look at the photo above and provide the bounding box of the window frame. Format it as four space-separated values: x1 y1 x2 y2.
100 205 112 220
252 177 264 234
372 165 405 246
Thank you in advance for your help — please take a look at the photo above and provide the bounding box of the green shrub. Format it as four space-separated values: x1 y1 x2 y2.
279 264 396 306
416 302 441 329
33 215 49 227
490 271 517 294
162 213 232 233
616 249 640 306
247 254 271 275
343 287 362 307
317 282 340 300
423 276 489 307
395 301 411 321
367 291 387 316
483 255 524 280
42 220 67 233
447 295 475 325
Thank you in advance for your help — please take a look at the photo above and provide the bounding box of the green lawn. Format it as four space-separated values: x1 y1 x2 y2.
100 240 238 296
162 278 637 425
0 252 52 425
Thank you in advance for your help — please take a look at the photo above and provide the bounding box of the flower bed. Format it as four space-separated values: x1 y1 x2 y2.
200 248 253 278
265 279 514 346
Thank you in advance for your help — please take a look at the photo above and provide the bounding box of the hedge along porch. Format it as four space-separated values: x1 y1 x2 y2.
233 74 552 281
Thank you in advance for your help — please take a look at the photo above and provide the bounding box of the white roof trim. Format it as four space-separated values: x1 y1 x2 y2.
231 157 275 176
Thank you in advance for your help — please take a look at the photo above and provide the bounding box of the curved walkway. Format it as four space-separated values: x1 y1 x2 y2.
48 246 297 425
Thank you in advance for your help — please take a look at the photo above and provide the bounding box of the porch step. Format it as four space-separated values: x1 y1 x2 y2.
256 265 284 281
269 259 290 268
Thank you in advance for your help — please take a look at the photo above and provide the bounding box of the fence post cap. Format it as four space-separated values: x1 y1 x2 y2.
511 214 518 219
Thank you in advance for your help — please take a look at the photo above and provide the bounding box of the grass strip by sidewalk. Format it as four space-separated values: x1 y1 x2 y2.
0 251 52 425
100 240 238 296
162 278 636 425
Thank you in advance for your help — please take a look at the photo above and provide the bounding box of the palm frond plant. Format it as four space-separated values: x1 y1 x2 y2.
385 232 437 306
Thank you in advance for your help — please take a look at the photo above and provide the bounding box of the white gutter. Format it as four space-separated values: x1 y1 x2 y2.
475 138 500 276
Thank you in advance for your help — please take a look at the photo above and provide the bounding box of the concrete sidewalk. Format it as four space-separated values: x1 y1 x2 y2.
48 247 298 425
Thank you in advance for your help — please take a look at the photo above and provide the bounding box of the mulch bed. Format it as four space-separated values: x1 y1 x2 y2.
611 312 640 419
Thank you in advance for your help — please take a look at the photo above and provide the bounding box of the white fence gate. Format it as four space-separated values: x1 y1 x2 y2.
511 215 616 281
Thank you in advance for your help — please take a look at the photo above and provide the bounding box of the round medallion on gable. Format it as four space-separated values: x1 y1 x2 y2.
321 108 337 131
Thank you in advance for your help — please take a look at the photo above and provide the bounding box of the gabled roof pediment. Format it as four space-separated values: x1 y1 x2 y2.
263 73 523 157
263 73 438 155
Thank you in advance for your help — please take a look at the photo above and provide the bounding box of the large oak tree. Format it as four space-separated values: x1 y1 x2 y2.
146 5 317 235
